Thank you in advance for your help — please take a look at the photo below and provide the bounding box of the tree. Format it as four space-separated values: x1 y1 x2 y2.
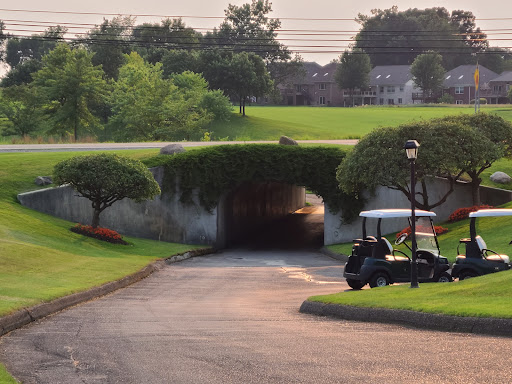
212 0 289 64
161 49 200 78
54 153 160 228
509 86 512 103
334 50 371 106
0 20 6 61
337 119 476 211
410 51 445 102
0 85 45 136
0 59 43 87
32 44 108 141
83 16 134 80
354 7 483 69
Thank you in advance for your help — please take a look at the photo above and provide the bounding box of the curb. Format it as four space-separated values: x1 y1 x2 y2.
299 300 512 338
320 247 349 263
0 247 214 337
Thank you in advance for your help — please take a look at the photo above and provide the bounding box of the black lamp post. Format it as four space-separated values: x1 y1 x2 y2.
404 140 420 289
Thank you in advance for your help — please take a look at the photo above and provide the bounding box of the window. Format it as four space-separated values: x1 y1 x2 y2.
398 98 403 104
319 96 326 105
493 85 502 93
379 98 384 105
388 99 395 105
455 86 464 94
319 83 326 90
456 100 463 105
380 86 384 93
399 86 404 92
387 86 395 93
295 84 302 92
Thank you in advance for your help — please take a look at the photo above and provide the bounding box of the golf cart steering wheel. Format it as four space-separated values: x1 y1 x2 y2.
395 233 409 245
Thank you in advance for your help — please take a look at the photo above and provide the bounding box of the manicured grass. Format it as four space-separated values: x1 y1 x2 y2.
208 105 512 141
0 364 17 384
309 269 512 318
0 149 204 317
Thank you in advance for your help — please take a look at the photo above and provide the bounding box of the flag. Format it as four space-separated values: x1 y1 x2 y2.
474 64 480 92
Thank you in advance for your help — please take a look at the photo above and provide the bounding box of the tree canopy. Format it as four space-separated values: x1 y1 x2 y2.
410 51 445 102
53 153 161 228
334 50 371 106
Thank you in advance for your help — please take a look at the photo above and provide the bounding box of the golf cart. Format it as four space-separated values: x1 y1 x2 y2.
452 209 512 280
343 209 452 289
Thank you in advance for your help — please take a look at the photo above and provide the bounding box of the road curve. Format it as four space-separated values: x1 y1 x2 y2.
0 140 358 153
1 250 511 384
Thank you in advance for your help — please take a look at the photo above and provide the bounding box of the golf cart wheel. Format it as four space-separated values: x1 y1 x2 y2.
436 272 452 283
369 273 390 288
459 271 478 280
346 279 365 290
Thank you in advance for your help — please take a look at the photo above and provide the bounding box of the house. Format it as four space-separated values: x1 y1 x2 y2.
483 71 512 104
278 62 344 106
368 65 420 105
442 65 498 104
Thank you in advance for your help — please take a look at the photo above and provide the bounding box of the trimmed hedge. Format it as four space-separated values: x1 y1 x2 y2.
150 144 363 222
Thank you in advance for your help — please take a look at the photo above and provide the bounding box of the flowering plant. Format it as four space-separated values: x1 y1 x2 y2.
396 225 448 238
71 224 128 245
448 205 493 223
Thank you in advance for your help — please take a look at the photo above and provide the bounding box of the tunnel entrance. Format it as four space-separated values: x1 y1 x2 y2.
220 181 324 250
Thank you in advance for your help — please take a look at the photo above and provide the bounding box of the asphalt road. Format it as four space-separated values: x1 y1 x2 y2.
1 250 512 384
0 140 358 153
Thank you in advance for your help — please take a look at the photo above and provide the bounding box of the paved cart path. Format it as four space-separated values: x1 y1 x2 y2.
1 251 512 384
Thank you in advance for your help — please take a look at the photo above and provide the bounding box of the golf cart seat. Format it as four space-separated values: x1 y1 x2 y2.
371 238 393 259
476 236 510 263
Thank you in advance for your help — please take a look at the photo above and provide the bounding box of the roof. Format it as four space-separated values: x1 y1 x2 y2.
360 209 436 218
305 61 337 83
489 71 512 82
443 65 498 87
369 65 412 86
469 209 512 218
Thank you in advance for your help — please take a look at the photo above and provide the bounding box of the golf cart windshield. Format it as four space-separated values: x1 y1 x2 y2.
415 217 440 256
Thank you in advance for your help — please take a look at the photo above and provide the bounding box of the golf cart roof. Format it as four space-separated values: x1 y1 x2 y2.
469 209 512 218
359 209 436 218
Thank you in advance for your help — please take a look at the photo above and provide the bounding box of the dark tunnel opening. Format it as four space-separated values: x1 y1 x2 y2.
220 182 324 250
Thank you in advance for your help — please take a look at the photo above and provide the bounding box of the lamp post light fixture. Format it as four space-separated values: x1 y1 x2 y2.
404 140 420 288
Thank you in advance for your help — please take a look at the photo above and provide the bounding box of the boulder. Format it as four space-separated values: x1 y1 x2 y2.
35 176 53 186
160 144 186 155
279 136 298 146
490 171 512 184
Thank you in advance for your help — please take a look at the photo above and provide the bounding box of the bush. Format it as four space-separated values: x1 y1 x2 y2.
448 205 493 222
470 98 488 104
71 224 128 245
396 225 449 238
437 94 454 104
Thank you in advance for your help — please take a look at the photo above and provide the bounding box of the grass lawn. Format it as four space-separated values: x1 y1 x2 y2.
0 149 204 317
322 202 512 318
208 105 512 141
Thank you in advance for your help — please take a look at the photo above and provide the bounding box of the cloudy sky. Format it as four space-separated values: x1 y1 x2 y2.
1 0 511 66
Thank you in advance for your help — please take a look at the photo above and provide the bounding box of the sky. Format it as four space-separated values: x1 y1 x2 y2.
1 0 511 70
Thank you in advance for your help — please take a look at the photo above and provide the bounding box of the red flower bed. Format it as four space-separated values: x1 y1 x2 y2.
71 224 128 245
396 225 449 238
448 205 493 223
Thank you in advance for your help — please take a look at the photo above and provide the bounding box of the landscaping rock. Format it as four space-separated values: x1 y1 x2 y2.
490 171 512 184
160 144 186 155
279 136 298 146
35 176 53 186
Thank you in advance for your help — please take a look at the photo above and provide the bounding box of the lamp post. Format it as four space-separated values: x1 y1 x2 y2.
404 140 420 289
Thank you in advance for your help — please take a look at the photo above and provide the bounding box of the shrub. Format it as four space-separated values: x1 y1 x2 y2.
448 205 493 223
437 94 454 104
71 224 128 245
396 225 449 238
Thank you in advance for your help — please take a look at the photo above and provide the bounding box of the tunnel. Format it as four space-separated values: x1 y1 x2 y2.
217 181 324 250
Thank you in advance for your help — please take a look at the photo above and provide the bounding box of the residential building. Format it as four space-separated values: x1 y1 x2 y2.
483 71 512 104
369 65 420 105
442 65 498 104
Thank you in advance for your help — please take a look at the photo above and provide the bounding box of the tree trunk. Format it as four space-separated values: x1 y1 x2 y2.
239 97 242 114
471 178 482 206
91 209 101 229
243 98 246 116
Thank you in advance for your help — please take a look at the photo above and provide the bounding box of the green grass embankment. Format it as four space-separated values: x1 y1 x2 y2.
0 150 203 317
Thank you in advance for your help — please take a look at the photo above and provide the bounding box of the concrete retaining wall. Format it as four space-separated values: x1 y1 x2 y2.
325 177 474 245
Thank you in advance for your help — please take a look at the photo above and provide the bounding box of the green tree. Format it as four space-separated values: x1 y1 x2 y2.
0 20 6 61
161 49 200 78
508 86 512 102
54 153 160 228
354 7 483 69
33 44 108 141
410 51 445 103
83 16 134 80
0 59 43 87
0 85 45 136
334 50 371 106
